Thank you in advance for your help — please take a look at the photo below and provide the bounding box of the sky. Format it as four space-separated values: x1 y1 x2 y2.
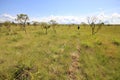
0 0 120 24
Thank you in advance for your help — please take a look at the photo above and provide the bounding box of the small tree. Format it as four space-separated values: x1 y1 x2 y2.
81 22 87 27
40 22 50 34
95 22 104 34
3 21 11 32
27 22 30 26
49 20 57 33
16 14 29 33
32 21 40 26
0 23 3 31
87 16 103 35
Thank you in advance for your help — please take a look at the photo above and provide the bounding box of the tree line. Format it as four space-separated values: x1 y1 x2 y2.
0 13 106 35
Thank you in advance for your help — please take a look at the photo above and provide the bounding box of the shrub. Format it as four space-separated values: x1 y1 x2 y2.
13 64 32 80
112 39 120 46
13 64 38 80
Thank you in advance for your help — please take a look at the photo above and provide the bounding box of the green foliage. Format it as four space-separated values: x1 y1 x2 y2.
16 14 29 33
112 38 120 46
16 14 29 23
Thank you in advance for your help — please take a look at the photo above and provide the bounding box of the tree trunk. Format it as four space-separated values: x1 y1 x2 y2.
52 26 56 33
92 27 94 35
23 24 27 33
46 28 47 34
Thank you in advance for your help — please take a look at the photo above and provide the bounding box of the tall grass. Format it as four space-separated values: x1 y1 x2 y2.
0 25 120 79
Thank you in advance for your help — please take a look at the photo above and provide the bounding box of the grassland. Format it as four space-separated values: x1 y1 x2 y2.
0 25 120 80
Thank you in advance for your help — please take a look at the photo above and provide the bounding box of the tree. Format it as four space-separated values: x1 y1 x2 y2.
81 22 87 27
3 21 11 32
32 21 40 26
40 22 50 34
68 24 73 28
49 20 57 33
16 14 29 33
96 22 104 34
87 16 104 35
0 23 3 31
27 22 30 26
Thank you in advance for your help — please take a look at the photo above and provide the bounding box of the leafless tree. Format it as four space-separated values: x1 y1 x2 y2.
87 16 104 35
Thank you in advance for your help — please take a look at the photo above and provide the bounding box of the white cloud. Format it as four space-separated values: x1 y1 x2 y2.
111 13 120 24
0 12 120 24
96 12 120 24
31 15 87 24
0 13 16 22
30 12 120 24
112 13 120 18
2 13 16 20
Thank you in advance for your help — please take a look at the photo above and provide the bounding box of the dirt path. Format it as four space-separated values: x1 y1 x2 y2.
68 46 88 80
68 52 80 80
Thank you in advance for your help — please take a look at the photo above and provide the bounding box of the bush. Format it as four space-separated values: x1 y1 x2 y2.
13 65 32 80
13 64 38 80
112 39 120 46
95 40 102 45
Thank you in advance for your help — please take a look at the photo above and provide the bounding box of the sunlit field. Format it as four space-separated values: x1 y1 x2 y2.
0 25 120 80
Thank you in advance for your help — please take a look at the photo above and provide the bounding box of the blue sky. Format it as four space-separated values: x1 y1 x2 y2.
0 0 120 23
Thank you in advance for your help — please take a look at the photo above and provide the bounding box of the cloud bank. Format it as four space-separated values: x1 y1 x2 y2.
0 13 16 22
0 12 120 24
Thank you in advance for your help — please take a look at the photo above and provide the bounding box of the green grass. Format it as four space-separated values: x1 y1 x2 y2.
0 25 120 80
